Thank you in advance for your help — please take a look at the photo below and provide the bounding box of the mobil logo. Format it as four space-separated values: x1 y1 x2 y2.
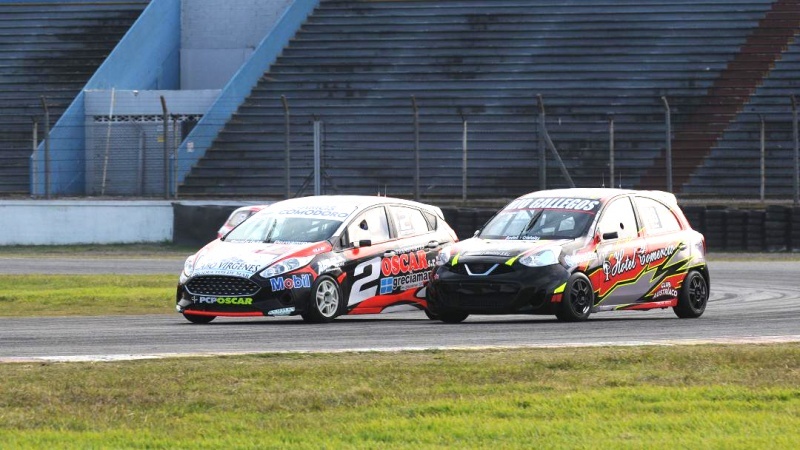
381 250 429 277
269 274 312 291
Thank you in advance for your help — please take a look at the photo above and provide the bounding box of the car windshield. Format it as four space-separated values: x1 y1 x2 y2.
224 213 342 244
479 198 599 240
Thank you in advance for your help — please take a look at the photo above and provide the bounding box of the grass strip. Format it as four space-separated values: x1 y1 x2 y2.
0 275 175 317
0 243 195 259
1 344 799 448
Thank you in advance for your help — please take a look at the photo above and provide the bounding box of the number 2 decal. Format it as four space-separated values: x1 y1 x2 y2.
348 257 381 306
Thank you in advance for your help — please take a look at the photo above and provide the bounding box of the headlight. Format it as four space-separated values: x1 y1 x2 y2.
518 249 559 267
183 255 196 277
435 246 453 267
260 256 314 278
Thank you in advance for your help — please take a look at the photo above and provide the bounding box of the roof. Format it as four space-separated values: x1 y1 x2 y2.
521 188 677 205
265 195 441 215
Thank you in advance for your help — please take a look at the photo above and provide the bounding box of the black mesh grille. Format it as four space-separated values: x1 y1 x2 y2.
451 263 514 276
186 276 260 296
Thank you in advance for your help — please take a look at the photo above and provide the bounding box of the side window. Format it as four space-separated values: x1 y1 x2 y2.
391 206 430 237
635 197 681 234
346 207 391 246
422 211 438 231
598 197 638 240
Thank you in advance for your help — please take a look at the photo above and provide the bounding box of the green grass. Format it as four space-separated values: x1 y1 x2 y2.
0 275 175 317
1 345 799 448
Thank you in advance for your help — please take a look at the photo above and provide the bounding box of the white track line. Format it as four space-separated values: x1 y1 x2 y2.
2 335 799 364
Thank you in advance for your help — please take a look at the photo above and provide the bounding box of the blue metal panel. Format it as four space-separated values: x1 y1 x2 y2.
29 0 178 196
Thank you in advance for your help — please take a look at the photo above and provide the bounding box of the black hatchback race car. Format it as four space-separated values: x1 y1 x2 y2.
426 188 709 323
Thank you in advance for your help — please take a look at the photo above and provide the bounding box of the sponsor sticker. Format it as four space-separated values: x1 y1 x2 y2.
380 250 429 277
194 296 253 305
507 197 600 212
653 281 679 300
267 307 296 316
277 205 353 219
269 274 312 292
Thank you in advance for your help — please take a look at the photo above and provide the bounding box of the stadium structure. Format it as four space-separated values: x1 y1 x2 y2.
2 0 799 199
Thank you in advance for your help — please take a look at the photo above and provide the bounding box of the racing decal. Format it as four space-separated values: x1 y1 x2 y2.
588 241 690 304
380 271 430 294
315 255 346 275
506 197 600 212
378 250 434 296
193 257 265 277
277 204 354 219
269 274 312 291
381 250 429 277
652 280 679 301
195 296 254 305
267 307 295 316
348 257 381 305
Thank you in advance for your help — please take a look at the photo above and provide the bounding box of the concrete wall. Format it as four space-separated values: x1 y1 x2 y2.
0 201 173 245
181 0 294 89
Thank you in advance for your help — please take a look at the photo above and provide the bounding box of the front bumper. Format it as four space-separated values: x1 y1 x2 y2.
427 260 569 315
176 273 311 317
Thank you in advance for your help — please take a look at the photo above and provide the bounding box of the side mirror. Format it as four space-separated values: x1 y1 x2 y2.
356 239 372 248
473 229 480 237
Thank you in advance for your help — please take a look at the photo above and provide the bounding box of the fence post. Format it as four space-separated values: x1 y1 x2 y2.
608 114 615 188
411 96 420 200
160 96 169 199
760 115 765 202
40 96 50 199
537 94 546 190
281 95 291 199
138 130 146 196
792 95 799 206
537 94 575 188
313 120 322 196
173 116 179 198
31 118 38 197
661 96 673 192
462 116 468 201
100 88 116 196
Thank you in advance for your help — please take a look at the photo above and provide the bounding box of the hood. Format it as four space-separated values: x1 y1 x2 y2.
191 240 330 278
452 237 573 261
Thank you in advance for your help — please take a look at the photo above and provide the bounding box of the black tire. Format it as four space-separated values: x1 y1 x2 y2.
673 270 708 319
302 275 345 323
437 310 469 324
423 308 440 321
556 273 594 322
183 313 215 324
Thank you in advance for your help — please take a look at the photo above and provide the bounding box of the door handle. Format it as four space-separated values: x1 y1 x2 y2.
383 251 397 258
425 240 440 249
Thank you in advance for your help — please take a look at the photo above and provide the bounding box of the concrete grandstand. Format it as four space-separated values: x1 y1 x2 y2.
1 0 798 200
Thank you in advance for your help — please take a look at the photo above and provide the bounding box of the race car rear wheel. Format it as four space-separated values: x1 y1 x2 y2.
673 270 708 319
183 313 215 324
302 276 344 323
556 273 594 322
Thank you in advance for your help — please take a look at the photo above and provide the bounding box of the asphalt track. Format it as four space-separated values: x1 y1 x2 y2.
1 259 799 361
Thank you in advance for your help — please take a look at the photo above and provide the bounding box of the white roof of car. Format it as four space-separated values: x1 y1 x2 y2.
521 188 678 206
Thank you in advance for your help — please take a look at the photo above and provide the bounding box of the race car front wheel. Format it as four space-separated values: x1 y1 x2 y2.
673 270 708 319
183 313 215 324
556 273 594 322
436 310 469 324
302 276 344 323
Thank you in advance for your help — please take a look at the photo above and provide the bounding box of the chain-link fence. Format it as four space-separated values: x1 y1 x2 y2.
29 93 800 203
